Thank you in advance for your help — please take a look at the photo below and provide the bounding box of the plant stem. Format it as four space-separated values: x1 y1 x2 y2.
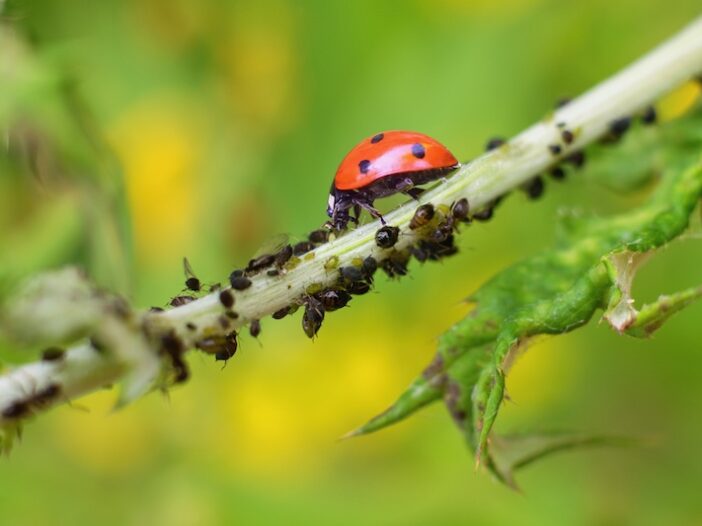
1 16 702 427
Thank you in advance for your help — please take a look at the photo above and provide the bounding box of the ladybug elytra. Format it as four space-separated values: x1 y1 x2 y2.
327 131 459 230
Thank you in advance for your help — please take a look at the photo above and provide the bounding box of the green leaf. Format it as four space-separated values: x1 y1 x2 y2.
351 109 702 488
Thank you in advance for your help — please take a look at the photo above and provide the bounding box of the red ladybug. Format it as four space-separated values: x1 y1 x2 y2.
327 131 459 230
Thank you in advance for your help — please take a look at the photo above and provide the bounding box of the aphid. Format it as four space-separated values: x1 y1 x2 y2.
607 117 631 140
561 129 574 144
30 384 61 407
215 333 238 362
185 322 197 331
315 289 352 311
339 265 364 283
550 167 566 180
566 151 586 168
525 177 545 199
249 319 261 338
41 347 65 362
272 306 292 319
409 204 435 230
485 137 505 151
301 297 325 339
642 106 657 125
430 222 454 242
229 273 252 291
324 255 340 271
362 256 378 280
375 225 400 248
308 229 330 244
410 245 429 262
380 252 410 278
548 144 562 155
451 198 470 223
219 289 235 309
473 196 503 222
170 295 194 307
275 244 293 267
246 254 276 274
327 131 459 230
183 257 201 292
161 332 188 383
346 281 371 295
2 401 30 419
293 241 315 256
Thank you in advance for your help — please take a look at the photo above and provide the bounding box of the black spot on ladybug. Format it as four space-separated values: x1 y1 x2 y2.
370 133 384 144
225 311 239 319
561 129 574 144
485 137 505 151
359 160 371 174
411 143 426 159
186 322 197 331
548 144 562 155
219 289 235 309
375 226 400 249
555 97 571 109
267 269 280 277
642 106 657 125
150 306 165 313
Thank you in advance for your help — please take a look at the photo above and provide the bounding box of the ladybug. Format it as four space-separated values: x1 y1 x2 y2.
327 131 459 230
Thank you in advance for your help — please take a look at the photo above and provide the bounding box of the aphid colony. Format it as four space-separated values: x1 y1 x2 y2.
155 108 653 384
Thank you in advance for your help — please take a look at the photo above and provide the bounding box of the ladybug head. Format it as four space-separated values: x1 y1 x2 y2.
326 192 336 218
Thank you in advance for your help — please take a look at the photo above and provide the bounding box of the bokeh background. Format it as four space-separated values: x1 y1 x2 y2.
1 1 702 524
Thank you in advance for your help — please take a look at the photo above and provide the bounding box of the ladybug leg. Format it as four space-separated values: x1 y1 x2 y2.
404 187 425 200
353 204 362 223
356 199 385 225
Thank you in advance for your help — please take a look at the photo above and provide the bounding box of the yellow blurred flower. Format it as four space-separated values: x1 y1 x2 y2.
109 98 203 263
214 2 300 137
52 390 156 474
657 80 701 122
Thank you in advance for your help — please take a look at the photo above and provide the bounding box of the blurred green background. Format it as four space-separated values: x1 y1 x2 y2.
1 1 702 525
